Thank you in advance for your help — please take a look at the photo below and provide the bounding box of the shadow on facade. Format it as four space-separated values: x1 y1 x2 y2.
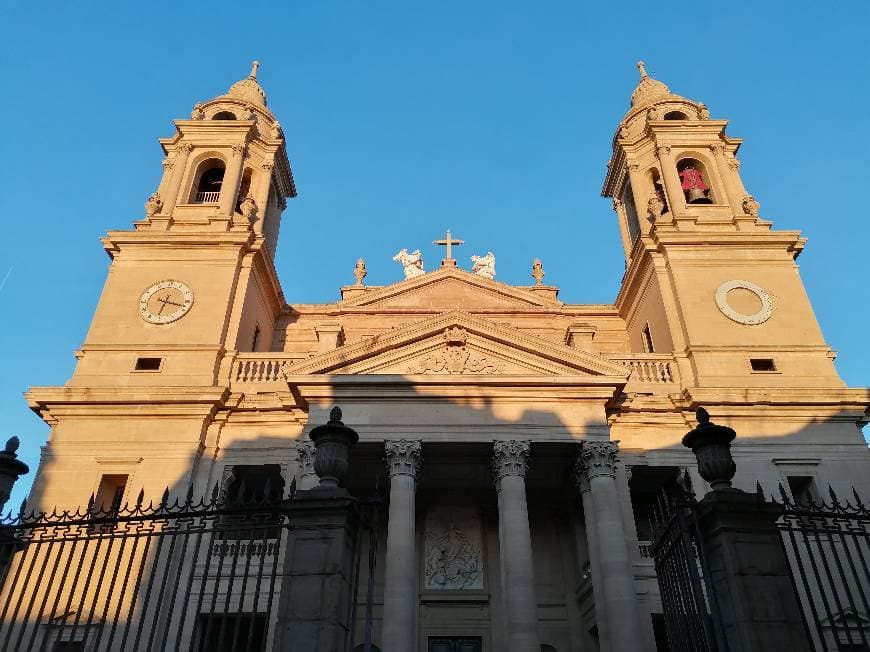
3 376 869 652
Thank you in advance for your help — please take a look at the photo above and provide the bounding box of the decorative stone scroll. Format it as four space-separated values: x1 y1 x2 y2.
407 327 502 375
715 279 773 326
423 506 484 590
492 440 530 480
384 439 421 478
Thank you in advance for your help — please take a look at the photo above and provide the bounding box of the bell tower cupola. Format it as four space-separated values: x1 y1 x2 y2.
142 61 296 260
602 61 757 262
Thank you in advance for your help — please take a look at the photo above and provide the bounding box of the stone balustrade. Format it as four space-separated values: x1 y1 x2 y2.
232 353 306 386
608 354 679 386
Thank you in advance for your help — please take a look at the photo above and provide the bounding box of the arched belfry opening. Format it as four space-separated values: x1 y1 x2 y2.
676 157 715 204
664 110 688 120
212 111 237 120
191 158 225 204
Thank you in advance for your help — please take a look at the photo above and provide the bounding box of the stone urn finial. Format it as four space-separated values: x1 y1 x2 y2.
308 406 359 488
682 407 736 491
0 436 29 513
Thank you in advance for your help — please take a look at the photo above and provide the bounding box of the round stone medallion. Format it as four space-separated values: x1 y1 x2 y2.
714 280 773 325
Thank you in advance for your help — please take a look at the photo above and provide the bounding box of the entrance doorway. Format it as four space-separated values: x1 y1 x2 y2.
428 637 483 652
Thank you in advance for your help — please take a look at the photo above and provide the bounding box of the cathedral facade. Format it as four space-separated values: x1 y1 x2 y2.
24 62 870 651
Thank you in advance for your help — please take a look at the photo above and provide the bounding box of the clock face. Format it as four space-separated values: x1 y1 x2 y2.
139 280 194 324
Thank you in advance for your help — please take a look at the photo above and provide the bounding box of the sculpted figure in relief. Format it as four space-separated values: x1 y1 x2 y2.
239 195 258 221
647 194 665 220
144 192 162 216
470 252 496 279
424 506 484 590
392 248 425 279
742 195 760 216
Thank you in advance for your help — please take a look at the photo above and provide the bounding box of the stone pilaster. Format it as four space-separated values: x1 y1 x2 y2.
492 440 540 652
575 441 645 652
381 439 421 652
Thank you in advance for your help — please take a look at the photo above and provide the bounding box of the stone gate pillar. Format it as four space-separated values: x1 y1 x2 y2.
683 408 811 651
492 440 540 652
575 440 646 652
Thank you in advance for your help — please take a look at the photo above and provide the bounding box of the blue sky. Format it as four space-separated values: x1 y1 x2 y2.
1 1 868 508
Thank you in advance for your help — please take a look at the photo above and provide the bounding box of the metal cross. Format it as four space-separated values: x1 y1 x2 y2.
433 229 465 260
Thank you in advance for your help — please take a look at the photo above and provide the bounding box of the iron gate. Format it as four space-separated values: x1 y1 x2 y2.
649 488 724 652
0 486 294 651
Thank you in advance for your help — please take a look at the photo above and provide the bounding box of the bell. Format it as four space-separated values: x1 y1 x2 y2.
687 188 712 204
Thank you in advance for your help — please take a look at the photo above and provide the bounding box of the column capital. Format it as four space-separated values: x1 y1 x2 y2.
384 439 421 478
492 440 530 481
574 440 619 488
296 440 315 476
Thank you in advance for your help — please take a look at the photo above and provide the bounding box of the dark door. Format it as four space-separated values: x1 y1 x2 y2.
428 637 483 652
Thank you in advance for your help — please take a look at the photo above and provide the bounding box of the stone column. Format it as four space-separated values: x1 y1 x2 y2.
657 144 684 218
381 439 421 652
576 441 645 652
492 440 540 652
161 142 193 214
219 143 246 216
576 472 611 651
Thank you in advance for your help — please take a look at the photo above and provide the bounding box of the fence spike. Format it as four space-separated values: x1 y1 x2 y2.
853 486 863 505
87 492 95 514
161 487 170 507
828 485 840 507
288 476 297 499
211 480 221 505
756 481 764 500
136 488 145 508
185 484 195 506
778 482 789 504
19 497 27 519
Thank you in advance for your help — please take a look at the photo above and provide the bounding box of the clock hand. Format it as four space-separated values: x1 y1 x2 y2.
156 294 184 314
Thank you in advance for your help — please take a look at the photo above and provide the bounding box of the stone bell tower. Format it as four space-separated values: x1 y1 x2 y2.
602 62 842 389
68 62 296 389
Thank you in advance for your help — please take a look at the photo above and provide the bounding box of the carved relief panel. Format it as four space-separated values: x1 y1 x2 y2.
423 506 485 590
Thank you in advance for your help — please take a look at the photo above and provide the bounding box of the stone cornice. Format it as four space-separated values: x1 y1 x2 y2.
492 440 530 480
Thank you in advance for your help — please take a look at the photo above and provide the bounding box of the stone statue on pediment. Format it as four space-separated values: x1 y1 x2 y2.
471 252 495 279
392 248 425 279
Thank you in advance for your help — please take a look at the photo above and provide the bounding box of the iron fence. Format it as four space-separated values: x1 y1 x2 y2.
774 484 870 652
0 482 294 652
650 488 723 652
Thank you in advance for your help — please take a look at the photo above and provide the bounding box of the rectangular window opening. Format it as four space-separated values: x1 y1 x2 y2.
134 356 163 371
89 474 129 532
219 464 285 539
750 358 777 372
641 323 655 353
195 613 266 652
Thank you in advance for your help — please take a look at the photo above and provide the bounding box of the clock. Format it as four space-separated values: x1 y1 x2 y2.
714 280 773 325
139 280 194 324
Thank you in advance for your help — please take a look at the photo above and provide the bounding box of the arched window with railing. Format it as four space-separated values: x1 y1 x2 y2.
190 158 225 204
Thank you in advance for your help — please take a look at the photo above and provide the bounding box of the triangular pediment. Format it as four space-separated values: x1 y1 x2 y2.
340 267 562 310
283 311 629 378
